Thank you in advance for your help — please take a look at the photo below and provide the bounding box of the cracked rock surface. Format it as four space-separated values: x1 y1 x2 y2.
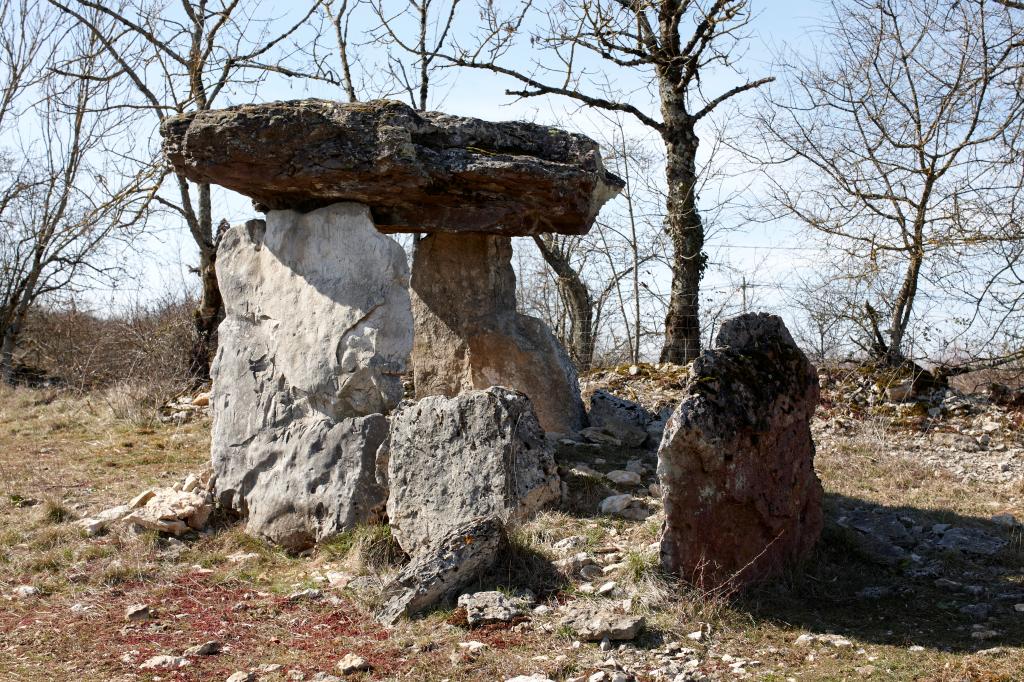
161 99 623 235
658 312 824 587
210 203 412 550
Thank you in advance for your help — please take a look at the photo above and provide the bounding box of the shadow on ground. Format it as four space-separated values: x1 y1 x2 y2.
739 493 1024 653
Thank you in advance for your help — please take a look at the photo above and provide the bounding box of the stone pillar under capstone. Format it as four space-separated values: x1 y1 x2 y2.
211 202 413 551
410 232 586 434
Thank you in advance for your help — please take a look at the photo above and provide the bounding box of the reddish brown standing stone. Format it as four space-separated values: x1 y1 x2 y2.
657 312 823 588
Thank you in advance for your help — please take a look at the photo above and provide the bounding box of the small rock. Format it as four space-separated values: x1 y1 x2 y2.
128 490 155 508
648 483 662 498
457 591 527 626
936 527 1006 556
192 392 211 407
981 420 1001 434
908 645 925 651
75 518 105 536
227 551 261 563
856 586 890 600
139 655 189 670
605 470 642 486
257 664 284 673
184 640 221 656
506 676 555 682
226 673 255 682
795 633 852 648
686 630 703 642
554 552 596 573
596 581 617 596
960 603 992 620
886 380 914 402
599 637 612 652
580 427 622 446
560 605 643 641
616 505 650 521
599 494 633 515
991 513 1018 527
181 473 201 493
336 653 370 674
125 604 154 622
326 571 351 587
552 536 588 553
11 585 39 599
1014 603 1024 613
580 564 604 580
287 588 323 602
458 640 489 655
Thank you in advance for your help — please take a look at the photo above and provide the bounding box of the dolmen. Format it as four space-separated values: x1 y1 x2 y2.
160 100 622 601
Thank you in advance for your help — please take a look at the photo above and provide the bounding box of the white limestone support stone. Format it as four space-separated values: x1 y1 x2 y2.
385 387 560 556
211 202 413 550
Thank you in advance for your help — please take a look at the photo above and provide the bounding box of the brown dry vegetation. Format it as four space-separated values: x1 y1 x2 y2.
0 382 1022 681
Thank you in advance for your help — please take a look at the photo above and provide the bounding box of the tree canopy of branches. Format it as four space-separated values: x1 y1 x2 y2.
452 0 771 364
756 0 1024 374
0 0 155 383
48 0 322 377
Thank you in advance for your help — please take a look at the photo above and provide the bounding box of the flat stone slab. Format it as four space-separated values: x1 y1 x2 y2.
161 99 622 235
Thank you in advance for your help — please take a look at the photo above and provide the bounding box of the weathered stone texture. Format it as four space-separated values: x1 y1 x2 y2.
385 387 560 556
375 516 506 625
161 99 622 235
658 312 823 587
410 233 585 433
211 203 412 550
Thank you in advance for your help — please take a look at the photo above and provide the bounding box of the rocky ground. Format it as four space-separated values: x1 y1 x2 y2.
1 367 1022 681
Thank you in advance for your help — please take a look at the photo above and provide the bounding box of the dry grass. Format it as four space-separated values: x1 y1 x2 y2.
0 385 1022 681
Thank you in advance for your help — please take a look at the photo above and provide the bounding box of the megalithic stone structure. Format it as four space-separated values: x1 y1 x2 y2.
160 99 622 549
162 99 622 435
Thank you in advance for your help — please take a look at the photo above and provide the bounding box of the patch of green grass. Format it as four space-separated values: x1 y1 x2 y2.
43 500 74 524
623 549 659 582
319 523 404 571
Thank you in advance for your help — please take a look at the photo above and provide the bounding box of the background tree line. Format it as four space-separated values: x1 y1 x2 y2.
0 0 1021 390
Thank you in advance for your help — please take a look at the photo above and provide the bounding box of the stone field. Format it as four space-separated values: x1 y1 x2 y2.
1 365 1022 681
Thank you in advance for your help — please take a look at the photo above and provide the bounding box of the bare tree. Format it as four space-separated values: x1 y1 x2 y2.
368 0 462 111
451 0 771 364
0 1 154 383
323 0 360 101
755 0 1023 375
49 0 323 377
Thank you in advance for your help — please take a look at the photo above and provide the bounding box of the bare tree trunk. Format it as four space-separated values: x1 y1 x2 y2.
659 119 705 365
533 236 596 371
1 321 18 383
190 233 223 378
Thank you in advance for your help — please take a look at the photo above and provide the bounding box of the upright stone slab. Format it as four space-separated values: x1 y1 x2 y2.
411 233 585 434
385 387 560 556
657 313 823 587
212 202 413 550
